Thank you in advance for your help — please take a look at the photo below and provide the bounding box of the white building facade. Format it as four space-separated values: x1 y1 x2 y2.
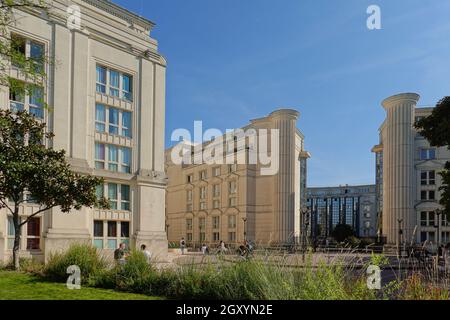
373 93 450 247
0 0 168 263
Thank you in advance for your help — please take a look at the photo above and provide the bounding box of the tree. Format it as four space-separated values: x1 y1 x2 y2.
415 97 450 221
331 224 355 243
0 110 109 270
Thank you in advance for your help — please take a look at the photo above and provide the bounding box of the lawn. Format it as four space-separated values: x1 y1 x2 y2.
0 271 162 300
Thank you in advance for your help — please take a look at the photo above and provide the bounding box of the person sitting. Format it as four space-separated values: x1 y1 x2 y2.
141 244 152 263
114 243 127 265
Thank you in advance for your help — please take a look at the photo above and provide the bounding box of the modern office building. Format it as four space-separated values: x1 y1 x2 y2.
165 109 310 247
0 0 168 263
306 185 378 240
372 93 450 246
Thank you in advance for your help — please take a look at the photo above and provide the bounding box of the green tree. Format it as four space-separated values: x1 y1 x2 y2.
331 224 355 243
0 110 109 270
415 97 450 221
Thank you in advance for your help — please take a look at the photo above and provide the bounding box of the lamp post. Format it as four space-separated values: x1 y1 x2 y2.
242 217 247 242
301 208 310 262
397 218 403 257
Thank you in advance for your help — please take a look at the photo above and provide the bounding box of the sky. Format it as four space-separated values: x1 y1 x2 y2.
113 0 450 187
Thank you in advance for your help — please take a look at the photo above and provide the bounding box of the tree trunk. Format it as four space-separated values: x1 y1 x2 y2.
12 207 21 271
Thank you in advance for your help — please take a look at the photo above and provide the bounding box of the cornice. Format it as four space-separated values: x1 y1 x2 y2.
81 0 155 31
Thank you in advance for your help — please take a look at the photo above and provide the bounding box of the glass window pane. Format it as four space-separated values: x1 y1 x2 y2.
95 143 105 161
95 104 105 121
108 183 117 200
109 109 119 134
121 221 129 238
27 218 40 236
109 145 118 162
121 185 130 201
96 184 104 199
122 112 131 137
110 70 119 88
7 216 15 236
93 239 103 249
96 66 106 84
107 239 117 249
94 220 103 237
107 221 117 237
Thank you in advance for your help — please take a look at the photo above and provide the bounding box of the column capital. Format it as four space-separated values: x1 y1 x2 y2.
382 93 420 110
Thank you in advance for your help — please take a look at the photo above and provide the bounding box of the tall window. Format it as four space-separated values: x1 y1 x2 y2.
109 70 120 97
186 218 193 231
7 216 15 250
212 216 220 229
122 74 132 101
200 170 208 180
213 167 221 177
421 171 435 185
95 104 106 132
95 143 132 173
229 181 237 194
186 190 193 202
93 220 129 249
95 65 133 101
96 183 131 211
200 187 207 200
213 184 220 197
26 217 40 250
199 218 206 231
228 215 236 229
9 83 44 119
109 108 119 135
11 34 44 72
228 232 236 242
95 104 132 138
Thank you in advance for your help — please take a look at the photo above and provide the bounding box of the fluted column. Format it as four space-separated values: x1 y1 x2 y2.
381 93 419 244
270 109 299 244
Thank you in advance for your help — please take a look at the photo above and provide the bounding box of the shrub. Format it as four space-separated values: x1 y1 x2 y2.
44 243 107 283
18 258 44 275
115 250 155 293
400 274 449 300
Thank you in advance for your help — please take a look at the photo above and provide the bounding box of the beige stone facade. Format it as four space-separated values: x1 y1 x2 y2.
373 93 450 246
0 0 167 263
165 109 310 248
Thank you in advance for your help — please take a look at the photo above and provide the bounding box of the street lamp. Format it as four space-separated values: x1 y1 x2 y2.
397 218 403 257
301 208 310 262
242 217 247 241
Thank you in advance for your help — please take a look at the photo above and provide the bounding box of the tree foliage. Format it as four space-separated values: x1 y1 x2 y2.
415 97 450 221
0 110 109 269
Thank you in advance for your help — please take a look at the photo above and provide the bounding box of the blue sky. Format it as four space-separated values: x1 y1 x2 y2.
113 0 450 187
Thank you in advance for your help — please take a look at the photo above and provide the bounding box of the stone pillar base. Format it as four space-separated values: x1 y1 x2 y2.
135 231 168 262
44 228 91 262
0 233 4 264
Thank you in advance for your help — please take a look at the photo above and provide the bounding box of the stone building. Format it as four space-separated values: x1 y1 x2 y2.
373 93 450 246
165 109 310 247
0 0 167 263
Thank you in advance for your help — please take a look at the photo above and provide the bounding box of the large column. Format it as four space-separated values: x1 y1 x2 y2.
381 93 419 245
270 109 299 244
134 57 168 260
44 28 91 259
